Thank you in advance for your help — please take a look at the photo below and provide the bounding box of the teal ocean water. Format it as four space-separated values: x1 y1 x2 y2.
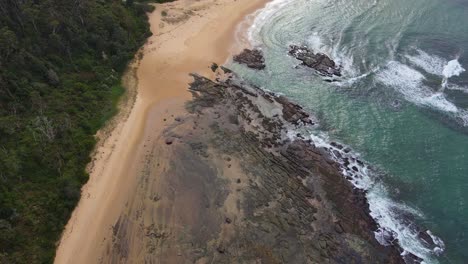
229 0 468 263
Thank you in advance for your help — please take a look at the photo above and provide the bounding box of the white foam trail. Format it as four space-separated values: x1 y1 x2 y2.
336 66 381 87
405 49 446 76
308 32 328 54
306 32 357 77
445 83 468 94
376 61 458 113
405 48 465 89
247 0 296 47
290 131 446 263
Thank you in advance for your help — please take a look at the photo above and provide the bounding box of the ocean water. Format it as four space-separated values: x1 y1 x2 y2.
229 0 468 263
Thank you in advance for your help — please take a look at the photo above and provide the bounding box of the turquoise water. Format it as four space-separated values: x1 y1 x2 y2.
230 0 468 262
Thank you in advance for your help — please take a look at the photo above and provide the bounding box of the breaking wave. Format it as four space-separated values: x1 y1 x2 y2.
306 32 357 77
405 48 465 88
376 59 468 126
287 131 446 263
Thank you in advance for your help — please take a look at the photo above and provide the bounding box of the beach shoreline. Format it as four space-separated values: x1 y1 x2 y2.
54 0 269 263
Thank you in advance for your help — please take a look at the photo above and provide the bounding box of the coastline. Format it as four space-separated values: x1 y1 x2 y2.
54 0 269 263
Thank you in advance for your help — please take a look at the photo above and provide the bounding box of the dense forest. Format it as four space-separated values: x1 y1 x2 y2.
0 0 167 262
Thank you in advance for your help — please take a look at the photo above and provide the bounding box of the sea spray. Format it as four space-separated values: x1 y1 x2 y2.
405 48 466 89
376 61 459 113
442 58 465 88
287 130 446 263
374 55 468 127
239 0 468 261
306 32 357 77
405 49 446 76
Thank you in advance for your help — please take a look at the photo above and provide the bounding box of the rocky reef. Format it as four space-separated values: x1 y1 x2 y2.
102 68 409 263
233 49 266 70
289 45 342 77
184 70 404 263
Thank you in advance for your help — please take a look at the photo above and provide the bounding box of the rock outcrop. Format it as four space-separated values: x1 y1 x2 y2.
233 49 266 70
101 68 405 263
185 70 404 263
289 45 342 77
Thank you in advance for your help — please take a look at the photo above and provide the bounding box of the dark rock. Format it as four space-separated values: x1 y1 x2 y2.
417 230 436 248
225 218 232 224
402 252 423 264
210 62 219 72
220 66 232 74
289 45 341 77
233 49 266 70
165 138 173 145
275 95 313 125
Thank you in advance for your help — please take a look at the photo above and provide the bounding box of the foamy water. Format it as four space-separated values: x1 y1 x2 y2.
302 132 446 263
376 49 468 126
306 32 357 77
376 61 459 113
247 0 296 47
235 0 468 262
405 48 465 89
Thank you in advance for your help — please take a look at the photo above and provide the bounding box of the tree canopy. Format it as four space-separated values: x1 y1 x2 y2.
0 0 160 262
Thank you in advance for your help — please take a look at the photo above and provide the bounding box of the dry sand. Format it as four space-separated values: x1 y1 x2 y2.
54 0 268 263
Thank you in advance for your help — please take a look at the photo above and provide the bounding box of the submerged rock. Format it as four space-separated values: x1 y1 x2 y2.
289 45 341 77
233 49 266 70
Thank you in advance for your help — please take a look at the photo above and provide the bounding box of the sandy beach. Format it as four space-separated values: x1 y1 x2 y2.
54 0 268 263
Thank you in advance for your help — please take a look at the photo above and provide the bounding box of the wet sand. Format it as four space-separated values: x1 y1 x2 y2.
54 0 269 263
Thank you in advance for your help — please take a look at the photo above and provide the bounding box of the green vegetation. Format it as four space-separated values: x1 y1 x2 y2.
0 0 163 263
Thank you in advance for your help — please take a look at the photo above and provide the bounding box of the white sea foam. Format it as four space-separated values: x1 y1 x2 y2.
442 59 464 89
246 0 295 47
306 32 357 77
289 130 446 263
405 48 465 89
443 59 465 79
367 185 438 260
308 32 329 54
446 83 468 94
405 49 446 76
376 61 459 113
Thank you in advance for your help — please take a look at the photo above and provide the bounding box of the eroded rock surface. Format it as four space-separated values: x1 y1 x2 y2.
289 45 342 77
233 49 266 70
100 70 404 263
